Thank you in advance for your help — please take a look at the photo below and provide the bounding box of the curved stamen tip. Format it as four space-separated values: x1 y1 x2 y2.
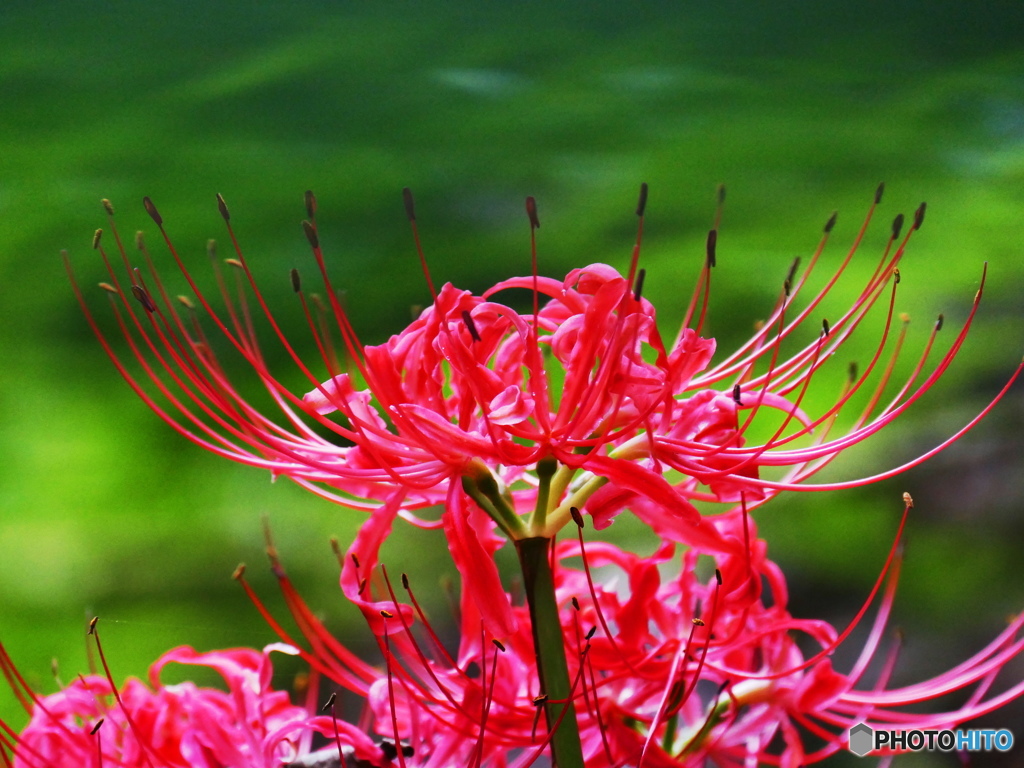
525 195 540 229
232 563 246 580
569 506 585 529
101 198 115 216
402 187 416 221
891 213 905 240
290 268 301 293
636 182 649 217
92 228 102 249
88 616 99 635
131 284 157 313
302 219 319 249
902 491 914 508
216 193 230 222
824 210 838 234
305 189 317 219
913 201 927 230
321 692 337 712
706 229 717 268
142 196 162 226
633 268 646 301
874 182 885 204
461 310 482 342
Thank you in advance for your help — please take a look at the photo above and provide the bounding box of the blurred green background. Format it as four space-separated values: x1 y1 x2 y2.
2 1 1023 762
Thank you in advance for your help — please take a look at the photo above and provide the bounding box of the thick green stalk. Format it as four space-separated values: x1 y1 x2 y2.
515 536 584 768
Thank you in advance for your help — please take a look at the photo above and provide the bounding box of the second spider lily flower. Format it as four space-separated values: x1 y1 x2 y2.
67 187 1020 545
1 637 383 768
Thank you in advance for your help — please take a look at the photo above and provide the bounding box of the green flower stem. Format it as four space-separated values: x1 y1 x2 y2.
515 536 585 768
461 472 527 539
542 474 609 536
529 455 558 533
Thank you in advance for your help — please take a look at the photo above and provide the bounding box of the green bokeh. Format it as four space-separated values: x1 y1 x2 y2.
1 2 1022 760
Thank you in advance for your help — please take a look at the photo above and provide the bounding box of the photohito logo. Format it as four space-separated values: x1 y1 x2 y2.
848 723 1014 757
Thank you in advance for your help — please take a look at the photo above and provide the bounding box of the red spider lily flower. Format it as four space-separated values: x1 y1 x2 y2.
238 496 1024 768
0 639 383 768
67 187 1021 552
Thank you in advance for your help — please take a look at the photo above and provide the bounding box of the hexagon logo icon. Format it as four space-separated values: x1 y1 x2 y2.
848 722 874 757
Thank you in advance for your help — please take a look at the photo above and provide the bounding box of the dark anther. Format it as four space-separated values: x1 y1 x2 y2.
893 267 901 285
848 361 858 382
525 196 540 229
636 182 648 217
216 193 230 222
715 568 723 585
351 553 360 569
586 626 597 640
717 184 726 204
401 573 409 590
88 617 99 634
706 229 717 268
824 210 838 234
461 310 482 342
305 190 317 219
402 187 416 221
131 285 156 313
533 695 549 706
492 639 506 652
92 229 102 249
90 719 104 736
379 609 393 619
785 256 801 287
913 202 927 230
732 384 742 405
290 268 301 293
692 618 705 627
936 313 944 332
891 213 905 240
633 268 646 301
321 692 337 712
822 318 830 337
784 278 792 298
569 506 585 529
302 220 319 249
571 596 580 611
143 196 162 226
874 182 885 205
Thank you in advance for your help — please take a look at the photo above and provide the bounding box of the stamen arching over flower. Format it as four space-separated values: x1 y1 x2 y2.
67 186 1021 551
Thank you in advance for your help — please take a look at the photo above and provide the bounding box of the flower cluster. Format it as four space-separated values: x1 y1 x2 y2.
4 186 1021 767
